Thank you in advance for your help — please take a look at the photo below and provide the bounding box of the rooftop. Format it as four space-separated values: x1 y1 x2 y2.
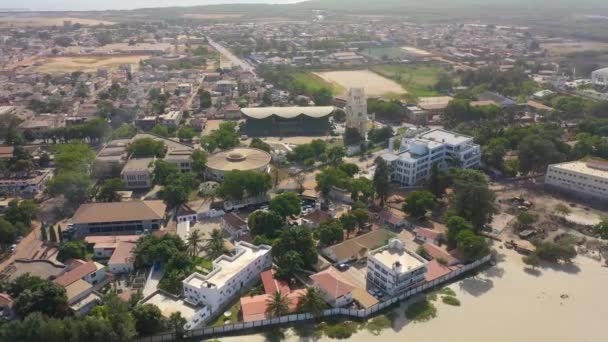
371 239 425 273
550 160 608 178
323 229 392 263
418 129 473 146
4 259 65 282
122 158 154 172
184 241 271 289
241 106 335 120
207 147 271 172
310 267 355 299
108 242 136 266
71 200 166 224
54 260 98 287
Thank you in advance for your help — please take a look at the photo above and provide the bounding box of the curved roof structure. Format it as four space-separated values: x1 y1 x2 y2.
207 147 272 173
241 106 335 120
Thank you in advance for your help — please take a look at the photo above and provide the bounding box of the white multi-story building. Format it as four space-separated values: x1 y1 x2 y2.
591 67 608 88
367 239 428 296
381 128 481 186
345 87 368 137
182 242 272 312
545 160 608 201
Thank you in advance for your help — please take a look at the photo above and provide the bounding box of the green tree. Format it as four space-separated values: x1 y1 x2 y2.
318 221 344 245
250 138 272 152
338 163 359 177
248 210 285 238
168 312 187 340
297 287 326 316
204 228 226 259
54 142 96 173
40 224 48 241
340 213 358 237
151 124 170 137
451 170 495 231
535 241 577 263
12 276 70 318
403 191 436 219
446 216 474 248
428 162 450 198
456 230 490 263
132 304 164 336
0 219 16 249
270 192 301 218
177 127 196 141
128 138 166 158
373 157 391 206
351 208 371 230
186 230 203 257
266 291 290 317
274 227 317 277
4 199 38 227
518 135 564 175
522 254 540 269
350 177 374 202
134 234 187 268
47 171 94 205
326 146 346 166
90 293 136 341
200 121 239 151
191 149 208 180
199 90 212 109
153 160 179 186
112 123 137 139
48 225 58 243
56 240 87 262
217 170 271 201
315 167 350 197
161 173 197 208
96 178 126 202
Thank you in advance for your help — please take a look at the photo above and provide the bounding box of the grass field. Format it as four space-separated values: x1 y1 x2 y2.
34 55 150 74
291 72 345 95
541 41 608 56
370 64 444 97
0 16 115 28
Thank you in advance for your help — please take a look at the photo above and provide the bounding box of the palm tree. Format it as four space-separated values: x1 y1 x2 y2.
266 291 290 318
186 230 202 257
203 228 226 259
297 287 326 316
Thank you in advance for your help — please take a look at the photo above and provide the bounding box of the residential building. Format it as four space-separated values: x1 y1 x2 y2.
322 229 392 264
54 260 106 287
85 235 141 258
108 242 136 274
301 209 332 229
224 103 241 120
65 279 102 316
182 242 272 312
367 239 428 296
121 158 154 190
94 139 129 178
70 200 166 236
0 169 53 197
159 111 182 127
345 88 368 138
221 212 249 241
382 129 481 186
310 267 355 307
591 67 608 88
0 146 14 160
165 149 193 172
545 160 608 201
413 227 444 245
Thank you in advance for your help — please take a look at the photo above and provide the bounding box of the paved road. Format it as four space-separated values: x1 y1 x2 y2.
206 36 255 74
0 221 43 271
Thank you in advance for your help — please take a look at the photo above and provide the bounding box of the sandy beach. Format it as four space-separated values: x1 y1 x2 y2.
219 248 608 342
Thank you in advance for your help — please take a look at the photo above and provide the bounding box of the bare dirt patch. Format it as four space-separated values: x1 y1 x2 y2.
314 70 407 96
0 16 115 28
541 41 608 55
34 55 150 74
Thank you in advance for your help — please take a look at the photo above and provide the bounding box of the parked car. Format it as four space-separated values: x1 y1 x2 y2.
337 263 350 271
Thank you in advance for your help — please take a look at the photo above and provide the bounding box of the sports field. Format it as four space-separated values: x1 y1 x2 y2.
34 55 150 74
291 72 345 96
370 64 444 97
314 70 407 97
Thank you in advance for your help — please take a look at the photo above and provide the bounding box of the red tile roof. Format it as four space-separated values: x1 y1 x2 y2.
54 261 97 287
260 270 290 296
108 242 136 266
310 267 354 300
302 209 332 225
425 259 453 282
422 242 458 265
240 289 306 322
414 228 443 241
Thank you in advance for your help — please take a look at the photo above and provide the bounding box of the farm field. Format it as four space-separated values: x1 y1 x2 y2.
370 64 444 97
541 41 608 55
34 55 150 74
291 72 344 96
314 70 407 97
0 16 115 27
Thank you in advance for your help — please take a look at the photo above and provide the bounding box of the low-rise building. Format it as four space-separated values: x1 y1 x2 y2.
366 239 427 296
108 241 136 274
182 241 272 312
382 129 481 186
85 235 141 258
591 67 608 88
545 160 608 201
221 212 249 241
54 260 106 287
0 169 53 197
159 111 182 127
121 158 154 190
71 200 166 236
165 149 193 172
310 266 355 307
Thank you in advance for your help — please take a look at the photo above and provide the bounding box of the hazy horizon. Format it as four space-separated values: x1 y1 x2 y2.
0 0 304 12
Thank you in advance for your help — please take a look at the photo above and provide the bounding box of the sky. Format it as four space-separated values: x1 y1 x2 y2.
0 0 304 12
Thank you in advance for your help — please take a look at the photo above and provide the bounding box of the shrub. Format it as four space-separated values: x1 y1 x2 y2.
405 299 437 322
442 296 461 306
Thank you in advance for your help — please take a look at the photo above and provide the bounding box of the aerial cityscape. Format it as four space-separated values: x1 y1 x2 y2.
0 0 607 341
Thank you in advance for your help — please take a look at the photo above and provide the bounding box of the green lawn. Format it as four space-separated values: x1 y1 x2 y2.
210 300 241 327
291 72 344 96
370 64 444 98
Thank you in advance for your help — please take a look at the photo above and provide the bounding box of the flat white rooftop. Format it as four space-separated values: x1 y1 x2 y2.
371 246 425 272
550 160 608 178
185 242 270 289
418 129 472 146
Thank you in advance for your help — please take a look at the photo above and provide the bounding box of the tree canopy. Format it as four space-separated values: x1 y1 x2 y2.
128 138 166 158
269 192 301 218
